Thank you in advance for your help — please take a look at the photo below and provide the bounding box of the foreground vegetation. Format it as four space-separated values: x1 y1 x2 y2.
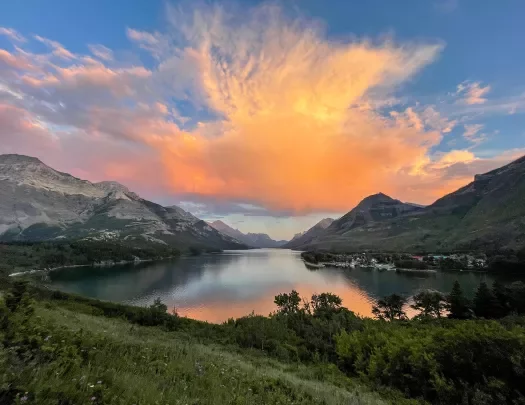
1 283 400 405
2 278 525 404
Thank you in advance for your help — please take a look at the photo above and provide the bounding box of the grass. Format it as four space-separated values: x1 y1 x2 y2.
1 297 394 405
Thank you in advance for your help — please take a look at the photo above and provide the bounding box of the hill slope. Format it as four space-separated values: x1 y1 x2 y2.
293 155 525 252
0 154 246 250
209 220 287 248
282 218 334 249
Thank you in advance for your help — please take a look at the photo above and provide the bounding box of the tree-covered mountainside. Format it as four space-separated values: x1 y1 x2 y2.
291 155 525 253
0 154 247 251
0 241 182 279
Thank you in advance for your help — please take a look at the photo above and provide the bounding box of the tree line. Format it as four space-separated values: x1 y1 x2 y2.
372 280 525 321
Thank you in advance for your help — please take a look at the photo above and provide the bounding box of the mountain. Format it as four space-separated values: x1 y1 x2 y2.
325 193 423 235
282 218 334 249
209 220 287 248
292 155 525 252
0 154 247 250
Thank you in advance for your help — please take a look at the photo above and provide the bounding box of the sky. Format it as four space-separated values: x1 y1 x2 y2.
1 0 525 240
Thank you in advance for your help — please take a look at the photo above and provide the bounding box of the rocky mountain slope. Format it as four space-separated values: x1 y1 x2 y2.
292 155 525 252
209 220 287 248
282 218 334 249
0 154 247 250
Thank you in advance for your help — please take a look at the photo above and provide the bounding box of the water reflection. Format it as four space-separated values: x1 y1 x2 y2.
49 249 514 323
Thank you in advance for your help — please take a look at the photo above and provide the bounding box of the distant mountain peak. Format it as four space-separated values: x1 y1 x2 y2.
282 217 334 248
359 192 396 205
208 219 287 248
316 218 335 229
211 220 228 227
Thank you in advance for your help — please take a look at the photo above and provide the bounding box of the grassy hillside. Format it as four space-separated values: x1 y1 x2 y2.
2 281 525 404
1 285 398 405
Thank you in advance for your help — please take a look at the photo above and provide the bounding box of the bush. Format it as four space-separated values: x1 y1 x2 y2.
336 320 525 404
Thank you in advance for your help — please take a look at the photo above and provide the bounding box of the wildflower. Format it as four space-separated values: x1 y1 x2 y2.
91 396 96 401
97 381 102 384
88 384 95 388
20 396 28 402
44 335 51 341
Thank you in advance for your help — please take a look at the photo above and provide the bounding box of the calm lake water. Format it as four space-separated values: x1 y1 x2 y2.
48 249 515 323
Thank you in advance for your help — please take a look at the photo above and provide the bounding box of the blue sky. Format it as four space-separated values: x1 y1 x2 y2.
1 0 524 239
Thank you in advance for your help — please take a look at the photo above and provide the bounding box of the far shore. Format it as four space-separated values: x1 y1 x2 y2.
8 255 181 277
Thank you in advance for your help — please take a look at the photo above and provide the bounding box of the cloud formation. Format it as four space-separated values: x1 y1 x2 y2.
0 5 522 216
456 81 491 105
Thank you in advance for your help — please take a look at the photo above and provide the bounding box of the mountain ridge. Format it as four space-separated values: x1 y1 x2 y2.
282 218 334 249
209 220 288 248
290 154 525 252
0 154 247 250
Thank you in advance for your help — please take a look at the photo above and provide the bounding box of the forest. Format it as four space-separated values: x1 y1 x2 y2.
0 241 181 280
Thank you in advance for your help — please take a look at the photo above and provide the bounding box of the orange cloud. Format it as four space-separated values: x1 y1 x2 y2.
1 5 521 215
150 5 447 211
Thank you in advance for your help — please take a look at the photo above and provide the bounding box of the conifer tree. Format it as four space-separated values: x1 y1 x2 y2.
446 281 471 319
473 282 495 318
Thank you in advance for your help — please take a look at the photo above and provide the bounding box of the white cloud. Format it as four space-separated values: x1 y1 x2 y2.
456 81 491 105
463 123 485 143
0 27 26 42
34 35 75 60
88 44 114 61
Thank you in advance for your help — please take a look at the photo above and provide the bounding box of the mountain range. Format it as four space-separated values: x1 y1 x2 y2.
282 218 334 249
2 153 525 253
289 155 525 252
208 220 287 248
0 154 247 251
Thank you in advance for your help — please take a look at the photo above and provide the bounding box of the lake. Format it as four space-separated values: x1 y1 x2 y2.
48 248 512 323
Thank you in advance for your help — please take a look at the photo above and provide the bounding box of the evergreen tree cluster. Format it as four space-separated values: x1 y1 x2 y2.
372 280 525 321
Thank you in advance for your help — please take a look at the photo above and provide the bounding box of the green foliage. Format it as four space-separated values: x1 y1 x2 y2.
487 254 525 274
336 320 525 404
274 290 302 315
473 282 497 318
0 240 180 276
446 281 471 319
310 293 343 317
3 280 525 404
411 290 447 319
438 257 468 270
372 294 407 321
507 282 525 314
0 286 385 405
394 259 428 270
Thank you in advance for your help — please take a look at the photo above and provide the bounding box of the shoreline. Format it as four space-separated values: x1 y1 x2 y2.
396 268 437 274
302 259 325 268
8 256 180 277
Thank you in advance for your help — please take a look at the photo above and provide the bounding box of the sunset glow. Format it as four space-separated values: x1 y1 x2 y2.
1 1 525 238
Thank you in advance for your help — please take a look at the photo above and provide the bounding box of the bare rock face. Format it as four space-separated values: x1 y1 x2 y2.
0 154 247 250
